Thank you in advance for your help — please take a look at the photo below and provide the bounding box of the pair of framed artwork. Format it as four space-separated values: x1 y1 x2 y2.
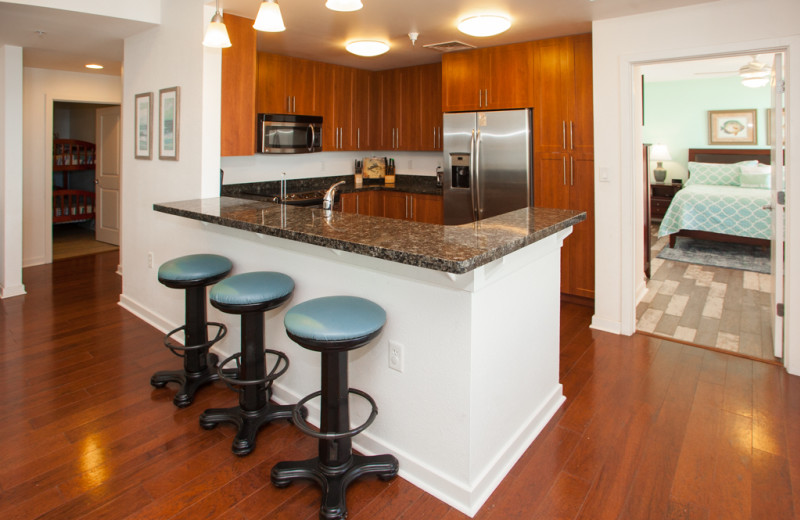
134 87 179 160
708 108 784 146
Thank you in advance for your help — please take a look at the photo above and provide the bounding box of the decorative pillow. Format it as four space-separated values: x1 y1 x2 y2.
739 163 771 189
685 160 758 186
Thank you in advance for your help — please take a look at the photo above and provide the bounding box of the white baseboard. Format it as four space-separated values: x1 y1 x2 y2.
119 293 175 335
591 315 623 335
0 283 26 299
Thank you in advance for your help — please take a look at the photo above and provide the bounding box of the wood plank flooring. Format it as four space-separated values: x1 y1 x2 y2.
53 223 118 261
1 251 798 519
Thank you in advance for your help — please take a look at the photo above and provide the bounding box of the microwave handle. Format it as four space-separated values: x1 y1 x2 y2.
307 124 314 152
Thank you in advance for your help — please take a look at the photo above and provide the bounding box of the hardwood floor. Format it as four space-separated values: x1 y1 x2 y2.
1 251 798 519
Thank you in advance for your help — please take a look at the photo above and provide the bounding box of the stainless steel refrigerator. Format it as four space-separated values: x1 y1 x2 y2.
442 109 532 225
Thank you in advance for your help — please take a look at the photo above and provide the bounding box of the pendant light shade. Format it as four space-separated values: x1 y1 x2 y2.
457 15 511 37
254 0 285 32
202 1 232 48
346 40 390 57
326 0 363 11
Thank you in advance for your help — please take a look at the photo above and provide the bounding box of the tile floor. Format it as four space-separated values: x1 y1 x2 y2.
636 228 777 361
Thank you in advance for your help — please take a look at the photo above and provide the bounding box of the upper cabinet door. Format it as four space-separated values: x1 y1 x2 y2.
221 14 257 157
569 34 594 156
442 49 486 112
287 57 316 114
487 42 534 110
418 63 443 151
533 37 571 154
257 53 289 114
351 68 373 151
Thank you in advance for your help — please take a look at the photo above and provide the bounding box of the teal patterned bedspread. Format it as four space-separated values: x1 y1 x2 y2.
657 185 772 240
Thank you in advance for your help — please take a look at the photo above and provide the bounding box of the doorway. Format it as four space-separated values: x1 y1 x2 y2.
633 54 782 363
52 102 120 261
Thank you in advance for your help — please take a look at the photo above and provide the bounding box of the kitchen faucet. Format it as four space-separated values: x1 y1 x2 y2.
322 181 345 212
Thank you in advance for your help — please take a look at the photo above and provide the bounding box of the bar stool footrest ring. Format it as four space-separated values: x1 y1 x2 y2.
163 322 227 358
217 349 289 393
292 388 378 440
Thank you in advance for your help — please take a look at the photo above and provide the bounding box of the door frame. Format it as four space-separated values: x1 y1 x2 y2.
617 39 795 370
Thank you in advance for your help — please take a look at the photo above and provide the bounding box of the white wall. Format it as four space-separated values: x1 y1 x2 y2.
22 68 121 266
221 151 442 185
5 0 161 23
592 0 800 375
0 45 25 298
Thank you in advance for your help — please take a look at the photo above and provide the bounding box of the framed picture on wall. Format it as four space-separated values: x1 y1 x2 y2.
159 86 180 160
708 109 757 145
134 92 153 159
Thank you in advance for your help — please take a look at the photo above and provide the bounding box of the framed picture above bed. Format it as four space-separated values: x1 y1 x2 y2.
708 109 757 145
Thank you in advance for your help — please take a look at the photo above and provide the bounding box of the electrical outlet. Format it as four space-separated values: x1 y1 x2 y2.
388 341 404 373
147 252 154 268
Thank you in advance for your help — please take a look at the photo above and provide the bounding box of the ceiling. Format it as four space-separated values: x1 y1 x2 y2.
0 0 718 75
641 54 777 83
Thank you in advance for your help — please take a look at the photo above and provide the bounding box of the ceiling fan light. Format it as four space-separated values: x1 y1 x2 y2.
326 0 363 12
346 40 389 57
254 0 285 32
457 15 511 37
203 11 232 48
742 76 769 88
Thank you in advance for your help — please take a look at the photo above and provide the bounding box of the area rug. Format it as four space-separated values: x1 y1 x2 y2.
657 237 770 274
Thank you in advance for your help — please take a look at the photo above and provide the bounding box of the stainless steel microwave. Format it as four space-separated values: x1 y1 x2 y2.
257 113 322 154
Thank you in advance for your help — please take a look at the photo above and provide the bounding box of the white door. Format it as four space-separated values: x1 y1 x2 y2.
95 106 121 245
770 53 785 358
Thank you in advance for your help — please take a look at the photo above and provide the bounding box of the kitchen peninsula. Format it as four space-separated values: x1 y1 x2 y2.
153 196 584 516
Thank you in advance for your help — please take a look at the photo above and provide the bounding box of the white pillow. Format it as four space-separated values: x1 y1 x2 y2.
739 163 771 189
685 160 758 186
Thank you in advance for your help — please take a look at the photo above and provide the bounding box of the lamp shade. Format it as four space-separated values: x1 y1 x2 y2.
254 0 285 32
326 0 363 11
203 15 232 48
650 144 671 162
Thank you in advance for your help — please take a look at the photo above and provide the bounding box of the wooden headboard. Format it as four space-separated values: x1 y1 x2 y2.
688 148 771 164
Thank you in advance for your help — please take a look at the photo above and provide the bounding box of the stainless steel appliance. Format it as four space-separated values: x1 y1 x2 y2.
442 110 532 225
257 114 322 154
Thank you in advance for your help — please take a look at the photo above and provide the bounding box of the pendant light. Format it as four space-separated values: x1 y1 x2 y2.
457 15 511 37
254 0 285 32
326 0 363 11
202 0 232 48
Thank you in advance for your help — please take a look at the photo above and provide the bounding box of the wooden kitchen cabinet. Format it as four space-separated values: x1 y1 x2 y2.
533 33 594 300
382 192 443 224
340 191 383 216
220 14 256 157
352 68 373 151
418 63 443 151
256 53 316 115
441 42 534 112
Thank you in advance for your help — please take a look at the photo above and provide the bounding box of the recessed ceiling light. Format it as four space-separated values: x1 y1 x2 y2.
85 64 104 70
326 0 363 11
457 15 511 37
346 40 390 57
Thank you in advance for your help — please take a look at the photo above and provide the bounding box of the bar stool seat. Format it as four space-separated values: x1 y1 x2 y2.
271 296 399 520
150 254 232 408
199 272 298 456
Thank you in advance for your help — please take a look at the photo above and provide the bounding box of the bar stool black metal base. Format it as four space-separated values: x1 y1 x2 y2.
150 353 221 408
200 401 298 456
271 453 399 520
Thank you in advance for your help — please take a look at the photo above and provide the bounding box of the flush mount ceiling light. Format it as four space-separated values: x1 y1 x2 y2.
457 15 511 37
254 0 285 32
346 40 390 57
326 0 363 12
202 0 232 48
85 64 104 70
739 56 770 88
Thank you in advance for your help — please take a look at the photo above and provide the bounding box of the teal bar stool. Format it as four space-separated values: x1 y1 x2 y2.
200 271 299 456
150 254 232 408
271 296 399 520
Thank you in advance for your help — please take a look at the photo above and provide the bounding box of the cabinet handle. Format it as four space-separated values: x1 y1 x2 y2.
409 195 413 219
570 121 574 150
562 156 567 186
293 96 296 113
356 194 359 214
287 96 290 113
357 128 360 149
484 89 488 107
570 156 574 186
478 90 482 108
562 121 566 150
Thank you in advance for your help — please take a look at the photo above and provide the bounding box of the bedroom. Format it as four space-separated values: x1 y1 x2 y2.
636 53 782 363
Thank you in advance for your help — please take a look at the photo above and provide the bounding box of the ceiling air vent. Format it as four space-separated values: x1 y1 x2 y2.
423 41 476 53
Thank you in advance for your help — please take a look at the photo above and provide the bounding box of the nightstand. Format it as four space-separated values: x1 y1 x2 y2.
650 183 681 220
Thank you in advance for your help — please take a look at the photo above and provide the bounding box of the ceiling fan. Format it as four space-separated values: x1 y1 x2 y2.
694 55 772 87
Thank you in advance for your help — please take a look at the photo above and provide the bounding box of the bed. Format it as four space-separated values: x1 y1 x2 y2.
53 189 96 224
657 148 772 248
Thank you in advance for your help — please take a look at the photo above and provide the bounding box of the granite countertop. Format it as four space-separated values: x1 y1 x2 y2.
221 174 442 198
154 197 585 274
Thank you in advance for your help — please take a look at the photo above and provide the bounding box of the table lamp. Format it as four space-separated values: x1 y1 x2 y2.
650 144 671 183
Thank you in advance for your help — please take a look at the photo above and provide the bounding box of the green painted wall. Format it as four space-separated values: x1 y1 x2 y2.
643 75 771 182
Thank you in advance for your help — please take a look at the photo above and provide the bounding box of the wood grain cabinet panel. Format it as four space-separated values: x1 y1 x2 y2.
533 33 594 300
418 63 443 151
411 193 443 224
382 191 408 219
256 53 315 115
220 14 256 157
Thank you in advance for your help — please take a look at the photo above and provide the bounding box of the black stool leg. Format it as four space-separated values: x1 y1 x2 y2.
150 285 221 407
271 351 399 520
200 310 295 456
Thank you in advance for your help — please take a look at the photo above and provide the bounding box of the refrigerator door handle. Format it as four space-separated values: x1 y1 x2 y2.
475 129 482 219
470 129 479 220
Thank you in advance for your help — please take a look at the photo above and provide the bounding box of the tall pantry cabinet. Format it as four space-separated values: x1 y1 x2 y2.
533 34 595 300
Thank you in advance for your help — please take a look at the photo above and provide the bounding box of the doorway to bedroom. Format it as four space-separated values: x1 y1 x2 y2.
635 54 782 364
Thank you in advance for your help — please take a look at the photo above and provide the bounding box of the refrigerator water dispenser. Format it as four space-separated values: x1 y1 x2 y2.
450 153 470 188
